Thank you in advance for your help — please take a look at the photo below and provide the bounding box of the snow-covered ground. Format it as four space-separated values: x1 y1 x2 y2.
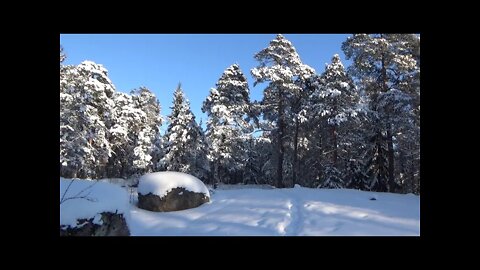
60 178 130 228
129 185 419 236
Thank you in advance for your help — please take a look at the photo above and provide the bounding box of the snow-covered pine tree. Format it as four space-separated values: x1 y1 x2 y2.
313 54 359 188
343 93 371 190
293 74 326 188
244 135 275 186
393 35 420 194
60 49 164 181
194 120 210 182
202 64 252 186
130 87 162 176
107 87 162 180
342 34 419 192
60 59 116 178
160 84 209 182
107 92 137 178
251 34 314 188
60 48 82 178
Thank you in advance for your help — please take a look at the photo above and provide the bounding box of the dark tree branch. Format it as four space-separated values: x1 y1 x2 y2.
60 180 99 205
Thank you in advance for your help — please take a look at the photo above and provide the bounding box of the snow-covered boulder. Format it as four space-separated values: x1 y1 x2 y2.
137 172 210 212
60 178 130 236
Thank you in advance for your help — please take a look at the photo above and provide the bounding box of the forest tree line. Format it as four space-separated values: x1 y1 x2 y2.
60 34 420 194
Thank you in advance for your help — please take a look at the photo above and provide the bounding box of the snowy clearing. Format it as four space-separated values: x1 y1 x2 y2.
129 185 419 236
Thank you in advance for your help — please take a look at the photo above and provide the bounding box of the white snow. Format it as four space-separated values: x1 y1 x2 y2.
137 171 210 199
60 178 130 228
129 186 419 236
99 178 129 187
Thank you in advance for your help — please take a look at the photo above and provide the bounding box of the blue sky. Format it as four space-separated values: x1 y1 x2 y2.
60 34 352 131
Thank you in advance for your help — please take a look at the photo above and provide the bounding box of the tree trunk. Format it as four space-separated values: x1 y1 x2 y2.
387 125 395 192
213 161 218 189
332 125 338 167
376 132 387 192
277 88 285 188
292 118 299 188
316 125 324 187
398 147 406 192
381 50 395 192
408 147 417 194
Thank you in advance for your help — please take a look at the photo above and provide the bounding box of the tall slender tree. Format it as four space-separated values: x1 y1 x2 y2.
202 64 252 186
160 84 209 181
130 87 162 176
313 54 359 188
251 34 314 188
342 34 419 192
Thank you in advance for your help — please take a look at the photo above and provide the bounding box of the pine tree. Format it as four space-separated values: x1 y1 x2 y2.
202 64 252 186
107 92 137 178
160 84 209 181
251 34 314 188
60 49 164 181
314 54 359 188
130 87 162 176
60 60 116 178
342 34 419 192
295 75 325 188
245 135 275 186
106 87 163 180
60 48 82 177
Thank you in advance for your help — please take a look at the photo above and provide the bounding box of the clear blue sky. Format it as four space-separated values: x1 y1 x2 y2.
60 34 352 131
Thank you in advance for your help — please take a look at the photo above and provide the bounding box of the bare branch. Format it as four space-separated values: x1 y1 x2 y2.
60 179 75 204
60 180 99 205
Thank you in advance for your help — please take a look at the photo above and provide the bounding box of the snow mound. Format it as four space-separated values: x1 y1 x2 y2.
60 178 130 228
138 172 210 199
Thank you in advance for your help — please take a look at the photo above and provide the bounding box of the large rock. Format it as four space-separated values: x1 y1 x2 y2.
138 187 209 212
137 171 211 212
60 212 130 236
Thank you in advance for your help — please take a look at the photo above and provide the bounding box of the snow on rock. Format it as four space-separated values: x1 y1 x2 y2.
138 171 210 199
60 178 130 228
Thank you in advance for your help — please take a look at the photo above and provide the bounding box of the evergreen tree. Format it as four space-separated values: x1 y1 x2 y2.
314 54 359 188
342 34 419 192
160 84 209 181
130 87 162 176
60 60 115 178
60 52 163 181
107 92 137 178
107 88 162 180
251 34 314 188
202 64 252 186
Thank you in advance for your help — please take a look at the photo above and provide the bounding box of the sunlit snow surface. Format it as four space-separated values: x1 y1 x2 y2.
60 178 130 228
129 185 419 236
